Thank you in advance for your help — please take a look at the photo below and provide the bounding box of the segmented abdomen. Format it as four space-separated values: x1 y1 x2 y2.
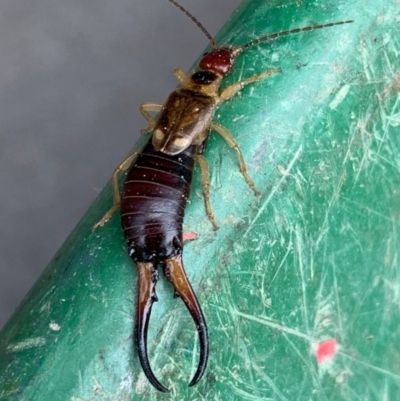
120 141 196 262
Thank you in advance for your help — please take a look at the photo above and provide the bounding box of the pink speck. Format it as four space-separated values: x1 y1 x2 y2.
316 339 337 364
183 232 197 241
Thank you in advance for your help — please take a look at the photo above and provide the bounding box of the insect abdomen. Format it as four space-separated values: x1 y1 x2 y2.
120 141 196 262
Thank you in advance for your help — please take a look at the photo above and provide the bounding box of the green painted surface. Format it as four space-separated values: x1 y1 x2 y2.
1 0 400 400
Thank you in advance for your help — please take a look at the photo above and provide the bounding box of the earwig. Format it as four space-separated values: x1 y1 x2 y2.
93 0 353 392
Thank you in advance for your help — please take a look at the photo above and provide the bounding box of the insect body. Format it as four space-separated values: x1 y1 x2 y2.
94 0 353 392
120 142 205 392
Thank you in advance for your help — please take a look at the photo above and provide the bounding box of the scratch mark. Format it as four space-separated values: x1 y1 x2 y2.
315 339 338 363
166 354 184 382
382 378 390 401
281 332 323 391
360 38 373 81
237 337 261 399
375 152 400 172
329 84 350 109
295 225 310 335
341 196 392 222
339 352 400 380
248 365 289 401
244 145 303 237
230 383 273 401
384 112 400 125
313 293 336 343
282 332 311 367
214 306 230 340
312 269 328 336
315 165 348 247
332 257 344 335
259 245 272 307
353 115 373 185
234 309 315 341
314 226 329 250
266 234 292 292
6 337 46 352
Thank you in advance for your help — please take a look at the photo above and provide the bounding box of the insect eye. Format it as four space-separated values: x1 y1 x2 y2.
191 71 217 85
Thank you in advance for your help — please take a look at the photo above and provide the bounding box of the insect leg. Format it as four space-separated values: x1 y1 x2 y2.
211 123 261 195
140 103 163 134
135 261 170 393
92 150 140 231
163 255 209 387
196 154 219 230
173 68 188 86
218 67 282 103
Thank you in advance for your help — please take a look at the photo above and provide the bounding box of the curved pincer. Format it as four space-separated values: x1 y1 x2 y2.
164 255 209 387
135 256 208 392
135 262 170 393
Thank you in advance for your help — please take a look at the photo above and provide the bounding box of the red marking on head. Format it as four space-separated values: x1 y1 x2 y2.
183 232 198 241
316 339 337 364
199 48 234 75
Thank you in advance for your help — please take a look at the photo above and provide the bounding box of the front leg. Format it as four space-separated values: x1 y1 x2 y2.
211 123 260 195
174 68 188 86
218 67 282 103
139 103 163 134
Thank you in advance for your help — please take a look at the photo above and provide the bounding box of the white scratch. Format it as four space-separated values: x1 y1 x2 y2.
6 337 46 352
281 332 322 390
332 258 344 335
244 145 303 237
375 152 400 172
249 365 289 401
329 84 350 109
360 38 373 81
339 352 400 380
295 225 310 335
234 309 315 342
230 384 273 401
341 196 392 222
266 235 292 292
382 378 390 401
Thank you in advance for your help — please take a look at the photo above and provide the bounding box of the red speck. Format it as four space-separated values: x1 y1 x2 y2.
316 339 337 363
183 232 197 241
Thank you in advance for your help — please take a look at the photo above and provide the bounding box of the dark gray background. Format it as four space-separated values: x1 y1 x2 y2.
0 0 242 329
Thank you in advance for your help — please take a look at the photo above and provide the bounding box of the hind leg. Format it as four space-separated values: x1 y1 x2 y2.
92 150 141 230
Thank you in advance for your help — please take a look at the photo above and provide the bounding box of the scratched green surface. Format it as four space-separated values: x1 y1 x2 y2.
1 0 400 400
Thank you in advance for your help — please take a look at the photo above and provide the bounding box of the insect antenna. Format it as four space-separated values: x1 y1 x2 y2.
232 20 354 56
167 0 217 48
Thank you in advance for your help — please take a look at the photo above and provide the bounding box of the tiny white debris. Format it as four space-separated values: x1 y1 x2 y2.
49 322 61 331
271 52 280 62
